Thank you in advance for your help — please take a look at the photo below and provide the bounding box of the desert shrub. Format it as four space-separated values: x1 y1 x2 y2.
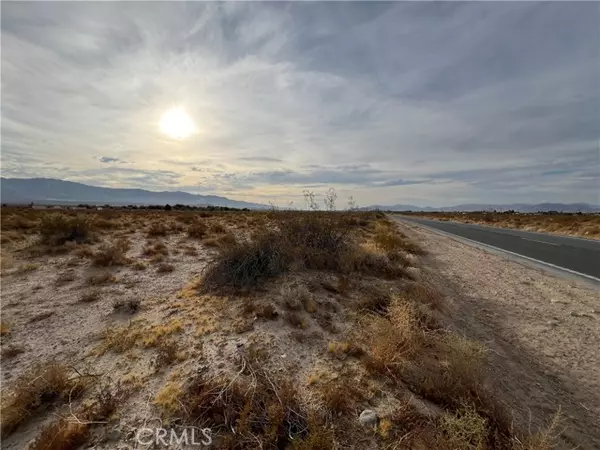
155 339 180 367
362 299 421 374
209 222 227 234
142 240 169 257
354 286 392 315
203 233 289 290
0 363 85 436
155 372 331 449
203 213 414 292
279 215 349 271
29 420 89 450
39 214 92 246
187 221 208 239
147 222 168 237
92 239 130 266
2 215 38 231
373 221 424 255
346 249 412 279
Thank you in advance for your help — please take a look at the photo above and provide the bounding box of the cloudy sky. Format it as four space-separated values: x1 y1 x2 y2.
2 2 598 207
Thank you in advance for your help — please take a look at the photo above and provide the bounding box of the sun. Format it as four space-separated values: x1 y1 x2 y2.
159 107 196 140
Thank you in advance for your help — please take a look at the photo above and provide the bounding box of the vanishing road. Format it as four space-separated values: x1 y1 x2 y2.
394 215 600 281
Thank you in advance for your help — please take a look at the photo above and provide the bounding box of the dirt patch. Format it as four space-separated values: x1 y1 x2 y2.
396 219 600 449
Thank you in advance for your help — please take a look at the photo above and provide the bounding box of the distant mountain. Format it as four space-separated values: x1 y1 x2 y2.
0 178 266 209
366 203 600 213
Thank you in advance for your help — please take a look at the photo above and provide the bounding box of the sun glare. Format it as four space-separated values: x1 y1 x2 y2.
159 107 196 140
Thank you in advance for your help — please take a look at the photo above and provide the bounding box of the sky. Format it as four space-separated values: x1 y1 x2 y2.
1 2 599 208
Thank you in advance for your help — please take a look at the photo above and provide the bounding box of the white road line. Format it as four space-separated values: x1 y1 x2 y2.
394 217 600 285
521 237 560 246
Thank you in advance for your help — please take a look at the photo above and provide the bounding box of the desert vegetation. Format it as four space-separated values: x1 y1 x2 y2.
0 206 563 449
400 211 600 239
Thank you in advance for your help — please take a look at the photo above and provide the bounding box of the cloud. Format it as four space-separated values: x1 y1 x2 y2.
238 156 283 162
98 156 126 164
1 2 597 206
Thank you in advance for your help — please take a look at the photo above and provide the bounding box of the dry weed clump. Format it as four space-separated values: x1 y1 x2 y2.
91 239 130 266
362 298 422 374
28 420 89 450
147 222 168 237
373 220 424 255
38 213 93 246
154 371 332 448
0 363 86 436
28 381 129 450
142 240 169 258
187 221 208 239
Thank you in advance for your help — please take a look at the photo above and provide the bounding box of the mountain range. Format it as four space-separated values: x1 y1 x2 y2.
1 178 598 213
365 203 600 213
0 178 265 209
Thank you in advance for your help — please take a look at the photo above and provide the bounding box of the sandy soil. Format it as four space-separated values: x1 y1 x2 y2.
397 220 600 449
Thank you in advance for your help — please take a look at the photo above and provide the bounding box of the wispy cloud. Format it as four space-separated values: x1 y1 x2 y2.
98 156 129 164
1 2 597 206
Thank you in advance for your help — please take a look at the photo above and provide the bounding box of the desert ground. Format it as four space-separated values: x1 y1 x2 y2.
0 207 595 449
400 212 600 240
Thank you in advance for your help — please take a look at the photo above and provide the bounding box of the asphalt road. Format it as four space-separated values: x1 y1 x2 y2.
394 215 600 280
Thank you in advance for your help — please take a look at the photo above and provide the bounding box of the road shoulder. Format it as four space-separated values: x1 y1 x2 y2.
396 220 600 449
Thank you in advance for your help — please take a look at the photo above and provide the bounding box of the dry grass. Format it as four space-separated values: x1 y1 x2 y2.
38 213 93 246
91 238 130 266
154 371 333 449
98 319 183 354
0 363 86 436
187 221 208 239
28 420 89 450
361 298 421 373
147 222 168 237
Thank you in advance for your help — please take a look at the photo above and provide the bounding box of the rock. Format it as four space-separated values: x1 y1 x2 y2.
547 319 560 327
359 409 379 428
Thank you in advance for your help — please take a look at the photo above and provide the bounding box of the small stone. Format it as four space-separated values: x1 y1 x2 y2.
359 409 379 428
547 319 559 327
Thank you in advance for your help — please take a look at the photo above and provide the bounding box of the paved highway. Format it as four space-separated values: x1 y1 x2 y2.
394 215 600 280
